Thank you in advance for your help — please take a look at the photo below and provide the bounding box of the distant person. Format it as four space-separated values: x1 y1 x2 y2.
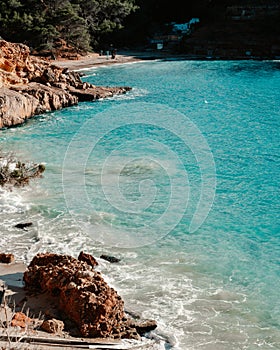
111 48 117 59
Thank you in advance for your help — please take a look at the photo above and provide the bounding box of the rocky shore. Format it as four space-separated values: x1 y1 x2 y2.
0 40 131 129
0 252 161 349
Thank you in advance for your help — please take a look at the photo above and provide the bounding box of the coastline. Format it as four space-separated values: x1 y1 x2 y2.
2 48 279 350
51 52 143 71
0 45 164 349
0 259 162 350
50 50 187 71
0 40 132 129
50 49 277 72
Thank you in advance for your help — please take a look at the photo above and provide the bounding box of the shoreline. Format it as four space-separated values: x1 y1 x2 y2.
50 51 147 71
0 40 132 129
2 46 279 350
0 259 162 350
50 49 277 72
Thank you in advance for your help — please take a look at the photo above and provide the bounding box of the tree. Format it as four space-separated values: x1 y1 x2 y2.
73 0 137 47
0 0 137 51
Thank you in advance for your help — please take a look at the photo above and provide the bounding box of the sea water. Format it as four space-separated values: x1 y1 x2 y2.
0 60 279 349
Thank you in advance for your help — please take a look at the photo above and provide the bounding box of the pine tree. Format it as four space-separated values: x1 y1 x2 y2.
0 0 137 52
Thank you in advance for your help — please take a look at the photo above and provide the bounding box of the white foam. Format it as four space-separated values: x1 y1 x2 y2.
109 87 149 101
0 187 29 214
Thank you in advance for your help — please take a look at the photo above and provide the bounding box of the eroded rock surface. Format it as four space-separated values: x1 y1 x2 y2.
41 318 64 334
0 40 131 128
23 253 155 339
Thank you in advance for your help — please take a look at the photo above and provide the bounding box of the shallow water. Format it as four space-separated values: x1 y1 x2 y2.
0 60 280 349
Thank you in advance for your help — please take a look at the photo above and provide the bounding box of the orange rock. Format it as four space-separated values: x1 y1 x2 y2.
2 59 15 72
11 312 32 328
23 253 141 339
0 39 131 128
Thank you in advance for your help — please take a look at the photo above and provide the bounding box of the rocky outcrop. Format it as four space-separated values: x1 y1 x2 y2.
0 40 131 128
67 85 130 102
23 253 156 339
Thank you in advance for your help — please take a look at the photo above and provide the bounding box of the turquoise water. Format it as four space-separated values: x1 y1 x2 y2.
0 60 280 349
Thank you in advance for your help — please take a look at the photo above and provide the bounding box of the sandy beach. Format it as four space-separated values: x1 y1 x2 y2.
51 50 181 71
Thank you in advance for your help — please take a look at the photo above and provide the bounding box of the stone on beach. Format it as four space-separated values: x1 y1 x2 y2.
11 312 32 328
23 252 156 339
14 222 33 230
0 253 15 264
41 318 64 334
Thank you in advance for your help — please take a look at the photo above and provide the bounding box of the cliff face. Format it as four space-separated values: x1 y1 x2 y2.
0 40 131 128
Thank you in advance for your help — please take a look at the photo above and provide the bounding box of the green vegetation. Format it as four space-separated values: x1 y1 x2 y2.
0 0 137 52
0 0 279 54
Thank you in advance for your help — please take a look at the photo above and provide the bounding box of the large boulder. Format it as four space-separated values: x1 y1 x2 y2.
23 253 149 339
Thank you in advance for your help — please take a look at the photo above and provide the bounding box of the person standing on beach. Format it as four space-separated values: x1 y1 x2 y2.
111 48 117 59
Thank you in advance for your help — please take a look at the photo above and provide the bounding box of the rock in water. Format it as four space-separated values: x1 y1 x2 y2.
23 253 150 339
14 222 33 230
78 251 98 267
100 254 121 263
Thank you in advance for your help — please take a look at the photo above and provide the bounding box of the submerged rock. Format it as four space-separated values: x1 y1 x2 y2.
0 40 131 128
14 222 33 230
100 254 121 263
23 252 155 339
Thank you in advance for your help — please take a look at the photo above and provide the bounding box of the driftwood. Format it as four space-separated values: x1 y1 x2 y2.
0 151 45 186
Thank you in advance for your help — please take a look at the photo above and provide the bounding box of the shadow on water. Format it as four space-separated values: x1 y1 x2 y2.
228 60 280 75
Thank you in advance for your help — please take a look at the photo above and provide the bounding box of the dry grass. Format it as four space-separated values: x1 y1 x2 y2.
0 293 43 350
